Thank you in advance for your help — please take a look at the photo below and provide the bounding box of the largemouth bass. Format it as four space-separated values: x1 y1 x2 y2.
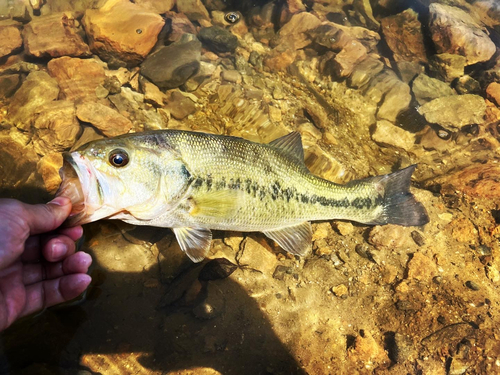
56 130 428 262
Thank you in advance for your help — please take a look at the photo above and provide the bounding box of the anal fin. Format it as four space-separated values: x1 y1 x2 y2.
263 221 312 256
173 227 212 262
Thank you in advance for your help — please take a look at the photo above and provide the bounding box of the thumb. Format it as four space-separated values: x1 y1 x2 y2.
24 197 73 235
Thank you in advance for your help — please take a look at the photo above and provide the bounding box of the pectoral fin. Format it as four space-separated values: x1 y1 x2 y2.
263 221 312 256
188 190 241 219
173 227 212 262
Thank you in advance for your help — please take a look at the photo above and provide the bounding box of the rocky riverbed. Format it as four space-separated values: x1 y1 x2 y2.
1 0 500 373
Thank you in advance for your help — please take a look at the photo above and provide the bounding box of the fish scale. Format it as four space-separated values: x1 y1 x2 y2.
57 129 429 262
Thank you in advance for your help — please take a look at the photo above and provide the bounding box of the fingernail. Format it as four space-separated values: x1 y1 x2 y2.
48 197 70 206
52 242 68 258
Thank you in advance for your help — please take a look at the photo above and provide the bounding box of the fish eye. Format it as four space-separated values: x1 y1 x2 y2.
108 149 129 167
224 11 240 24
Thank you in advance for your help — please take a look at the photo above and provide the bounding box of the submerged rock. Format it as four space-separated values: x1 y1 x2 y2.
428 53 466 83
412 73 455 105
486 82 500 107
429 3 496 65
371 120 415 151
140 36 201 89
0 74 21 99
8 71 60 128
76 101 133 137
32 100 81 156
377 81 411 122
83 0 164 67
176 0 210 22
198 26 238 54
273 12 321 50
23 12 90 58
0 23 23 59
47 56 106 101
347 57 385 89
380 9 427 64
418 94 486 131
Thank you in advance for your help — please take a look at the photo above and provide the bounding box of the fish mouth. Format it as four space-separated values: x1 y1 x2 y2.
56 152 101 227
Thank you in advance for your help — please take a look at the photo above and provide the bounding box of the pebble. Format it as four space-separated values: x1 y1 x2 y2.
334 222 354 236
221 70 242 84
369 224 412 250
465 280 480 291
331 284 348 298
165 91 197 120
272 265 292 280
406 253 438 281
486 82 500 107
411 231 426 246
198 26 238 54
371 120 415 151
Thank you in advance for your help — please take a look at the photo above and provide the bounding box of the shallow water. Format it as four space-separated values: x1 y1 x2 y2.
1 0 500 373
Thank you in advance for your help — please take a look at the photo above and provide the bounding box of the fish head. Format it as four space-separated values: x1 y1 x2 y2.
56 135 187 226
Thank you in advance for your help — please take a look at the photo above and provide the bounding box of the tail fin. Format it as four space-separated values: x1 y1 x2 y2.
369 165 429 226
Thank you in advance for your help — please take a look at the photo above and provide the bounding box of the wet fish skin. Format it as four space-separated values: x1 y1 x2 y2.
58 130 429 262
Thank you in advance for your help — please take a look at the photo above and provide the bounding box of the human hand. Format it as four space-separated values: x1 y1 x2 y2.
0 197 92 332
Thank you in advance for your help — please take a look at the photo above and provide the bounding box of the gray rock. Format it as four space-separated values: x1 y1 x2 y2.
429 3 496 65
363 69 399 104
140 36 201 89
395 61 425 84
8 71 60 129
418 94 486 131
183 61 216 91
198 26 238 53
165 91 197 120
428 53 466 82
347 57 384 89
412 73 455 105
454 75 481 95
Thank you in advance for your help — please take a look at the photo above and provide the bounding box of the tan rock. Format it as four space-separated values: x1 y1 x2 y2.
368 224 412 250
372 120 415 151
377 81 411 122
140 78 167 107
134 0 175 13
37 153 63 194
330 40 368 78
47 57 106 101
264 46 297 71
83 0 165 66
331 284 348 298
406 253 438 281
237 236 277 273
176 0 210 22
273 12 321 50
32 100 81 155
448 218 478 244
76 101 133 137
486 82 500 107
304 145 346 183
334 221 354 236
0 24 22 59
23 12 90 58
380 9 428 63
8 71 60 128
348 330 390 367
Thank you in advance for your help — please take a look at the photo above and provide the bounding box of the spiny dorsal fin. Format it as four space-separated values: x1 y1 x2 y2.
173 227 212 262
263 221 312 256
268 132 305 164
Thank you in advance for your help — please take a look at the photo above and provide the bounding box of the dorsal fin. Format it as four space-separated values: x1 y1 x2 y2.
268 132 305 164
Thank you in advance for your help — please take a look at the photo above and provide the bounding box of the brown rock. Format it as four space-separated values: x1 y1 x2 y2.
448 218 478 244
377 81 411 122
71 125 104 150
0 24 23 58
8 71 60 128
486 82 500 107
76 101 133 137
176 0 210 22
329 40 368 78
273 12 321 50
37 153 63 194
0 74 20 98
237 237 277 273
83 0 165 67
429 3 496 65
139 78 167 107
263 45 297 71
23 13 90 58
32 100 81 155
331 284 348 298
47 56 106 101
348 330 390 366
380 9 428 63
406 253 438 281
134 0 175 13
164 12 197 43
428 53 466 82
